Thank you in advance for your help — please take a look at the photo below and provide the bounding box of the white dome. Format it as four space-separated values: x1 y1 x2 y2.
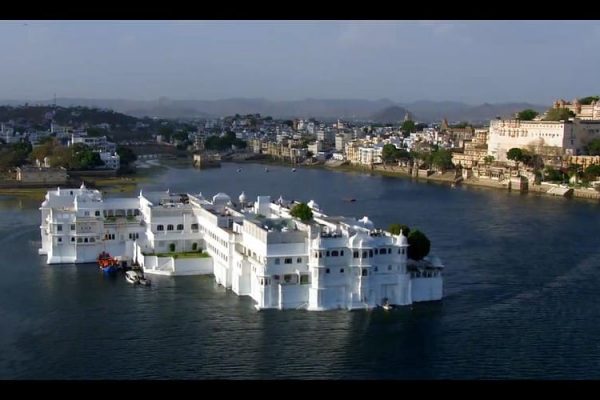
396 230 408 246
358 216 374 229
239 191 247 204
307 200 320 210
348 231 374 248
212 192 231 204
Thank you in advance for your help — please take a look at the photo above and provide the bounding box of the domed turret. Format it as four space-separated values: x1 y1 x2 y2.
212 192 231 204
358 216 374 229
80 181 86 190
239 191 247 204
348 230 374 248
307 199 320 210
396 229 408 246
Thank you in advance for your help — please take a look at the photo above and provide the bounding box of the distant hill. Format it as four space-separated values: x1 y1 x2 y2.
370 106 411 123
0 97 550 123
0 105 141 129
398 100 548 123
5 97 398 120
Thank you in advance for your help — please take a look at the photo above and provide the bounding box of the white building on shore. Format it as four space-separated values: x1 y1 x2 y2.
39 186 443 310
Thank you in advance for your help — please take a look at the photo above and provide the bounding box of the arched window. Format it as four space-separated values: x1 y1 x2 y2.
353 251 359 258
340 268 344 273
331 250 339 257
157 225 164 231
369 249 373 258
177 224 184 231
362 251 367 258
167 224 174 231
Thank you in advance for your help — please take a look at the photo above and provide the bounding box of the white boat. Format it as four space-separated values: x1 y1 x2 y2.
291 168 296 172
237 168 242 172
139 277 151 286
125 270 140 284
265 167 269 172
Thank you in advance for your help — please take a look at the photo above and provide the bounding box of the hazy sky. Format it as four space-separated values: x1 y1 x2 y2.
1 20 599 105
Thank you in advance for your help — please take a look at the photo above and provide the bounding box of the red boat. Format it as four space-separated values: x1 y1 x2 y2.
97 251 119 273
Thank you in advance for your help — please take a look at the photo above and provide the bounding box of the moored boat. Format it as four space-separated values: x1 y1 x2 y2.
125 270 140 284
97 251 119 274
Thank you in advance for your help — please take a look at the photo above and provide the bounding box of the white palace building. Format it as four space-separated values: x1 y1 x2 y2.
39 184 443 310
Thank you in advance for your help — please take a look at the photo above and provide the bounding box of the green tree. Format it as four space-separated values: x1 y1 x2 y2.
517 109 539 121
382 144 400 164
506 148 524 162
388 224 410 236
544 108 576 121
430 149 454 170
116 146 137 166
290 202 313 222
483 155 494 165
579 96 600 105
407 230 431 261
584 164 600 180
401 120 416 136
585 138 600 156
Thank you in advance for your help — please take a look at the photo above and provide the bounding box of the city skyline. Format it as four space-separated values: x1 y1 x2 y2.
1 20 599 104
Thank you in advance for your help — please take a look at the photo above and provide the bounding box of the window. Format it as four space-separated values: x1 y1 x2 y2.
369 249 373 258
95 211 100 216
191 223 199 231
70 224 76 231
331 250 339 257
284 258 292 264
374 249 378 255
274 258 280 265
300 274 310 284
90 238 95 243
388 248 392 254
157 225 164 231
56 224 62 232
326 268 330 274
362 268 368 277
340 250 344 256
362 251 367 258
388 265 392 271
84 211 89 216
71 237 75 242
326 251 330 257
167 224 174 231
57 237 62 243
84 238 88 243
177 224 184 231
297 257 302 263
353 251 359 258
340 268 344 273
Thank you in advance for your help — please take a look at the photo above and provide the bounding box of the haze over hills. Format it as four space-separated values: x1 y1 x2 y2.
0 97 549 123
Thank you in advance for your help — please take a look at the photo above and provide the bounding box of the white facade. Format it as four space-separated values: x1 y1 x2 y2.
40 188 443 310
488 119 600 161
99 152 121 170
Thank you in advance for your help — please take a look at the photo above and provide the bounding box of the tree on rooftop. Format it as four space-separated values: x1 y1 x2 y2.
290 202 313 222
517 109 539 121
543 108 576 121
407 230 430 261
389 224 410 236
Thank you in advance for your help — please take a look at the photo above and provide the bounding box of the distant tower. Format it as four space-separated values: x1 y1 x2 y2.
404 112 411 122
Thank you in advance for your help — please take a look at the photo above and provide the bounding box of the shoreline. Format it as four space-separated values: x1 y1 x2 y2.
223 156 600 203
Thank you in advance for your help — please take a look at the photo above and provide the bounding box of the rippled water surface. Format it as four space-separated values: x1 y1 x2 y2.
1 163 600 379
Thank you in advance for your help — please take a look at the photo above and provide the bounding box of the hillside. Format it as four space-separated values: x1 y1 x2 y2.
370 106 411 123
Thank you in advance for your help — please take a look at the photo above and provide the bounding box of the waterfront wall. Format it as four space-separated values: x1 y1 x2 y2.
411 277 443 303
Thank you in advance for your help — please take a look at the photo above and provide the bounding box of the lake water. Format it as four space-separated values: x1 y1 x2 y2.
1 162 600 379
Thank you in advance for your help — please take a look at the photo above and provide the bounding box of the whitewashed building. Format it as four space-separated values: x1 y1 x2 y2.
40 187 443 310
488 118 600 161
